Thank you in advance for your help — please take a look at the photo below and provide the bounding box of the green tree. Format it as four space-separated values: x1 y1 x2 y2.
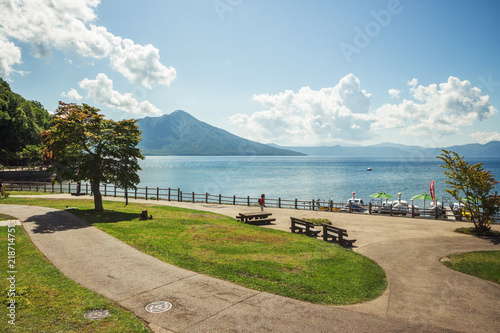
43 102 144 211
20 144 43 166
438 149 500 232
0 77 52 165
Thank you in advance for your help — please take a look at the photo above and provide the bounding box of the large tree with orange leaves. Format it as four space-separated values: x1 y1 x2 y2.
43 102 144 211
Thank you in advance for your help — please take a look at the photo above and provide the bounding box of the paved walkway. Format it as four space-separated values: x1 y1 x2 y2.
1 194 500 332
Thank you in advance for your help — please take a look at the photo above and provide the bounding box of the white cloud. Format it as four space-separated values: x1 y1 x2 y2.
0 0 176 87
469 131 500 144
388 88 400 99
230 75 498 145
79 73 162 116
61 88 83 100
407 78 418 87
229 74 373 145
0 35 24 78
371 76 497 136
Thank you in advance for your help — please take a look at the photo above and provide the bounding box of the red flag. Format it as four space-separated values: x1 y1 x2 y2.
430 181 435 204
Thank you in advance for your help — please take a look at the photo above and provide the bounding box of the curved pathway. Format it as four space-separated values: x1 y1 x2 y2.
1 195 499 332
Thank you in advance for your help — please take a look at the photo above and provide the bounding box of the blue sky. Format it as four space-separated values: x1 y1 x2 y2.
1 0 500 147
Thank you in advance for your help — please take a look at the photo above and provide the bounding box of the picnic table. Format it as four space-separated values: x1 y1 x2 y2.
236 212 276 225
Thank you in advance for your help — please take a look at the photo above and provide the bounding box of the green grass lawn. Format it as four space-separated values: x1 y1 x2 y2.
1 196 387 305
442 251 500 284
0 224 151 332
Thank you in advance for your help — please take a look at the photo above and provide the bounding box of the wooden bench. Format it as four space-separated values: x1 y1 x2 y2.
236 212 276 225
322 224 356 248
290 217 320 238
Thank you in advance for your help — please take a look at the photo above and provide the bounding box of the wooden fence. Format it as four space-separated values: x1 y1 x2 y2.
2 180 499 222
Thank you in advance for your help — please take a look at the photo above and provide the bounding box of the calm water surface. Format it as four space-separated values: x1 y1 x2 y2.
138 156 500 204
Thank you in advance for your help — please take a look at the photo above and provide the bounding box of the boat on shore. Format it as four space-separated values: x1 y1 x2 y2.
375 193 410 216
341 192 366 212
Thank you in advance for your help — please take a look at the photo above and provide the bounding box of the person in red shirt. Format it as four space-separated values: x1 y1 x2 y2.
258 194 265 211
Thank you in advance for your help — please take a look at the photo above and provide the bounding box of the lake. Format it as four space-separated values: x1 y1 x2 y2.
138 156 500 205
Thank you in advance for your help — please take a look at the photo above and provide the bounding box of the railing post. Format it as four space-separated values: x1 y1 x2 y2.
60 182 62 193
104 184 107 197
168 187 171 201
434 206 438 219
178 188 180 201
193 192 196 203
51 183 54 193
68 182 71 194
247 196 250 206
114 185 117 197
369 202 372 215
86 183 88 195
411 205 415 218
349 201 352 213
312 199 315 211
233 195 236 205
135 188 137 199
206 193 209 203
44 182 46 192
390 205 393 216
157 187 160 200
36 181 39 192
278 198 281 208
295 199 298 210
219 194 222 205
145 186 148 200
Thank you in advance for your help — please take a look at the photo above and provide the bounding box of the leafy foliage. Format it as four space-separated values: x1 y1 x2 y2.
438 149 500 232
43 102 144 210
0 77 52 165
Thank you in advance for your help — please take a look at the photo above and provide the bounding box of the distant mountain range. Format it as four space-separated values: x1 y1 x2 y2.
137 110 304 156
272 141 500 158
137 110 500 157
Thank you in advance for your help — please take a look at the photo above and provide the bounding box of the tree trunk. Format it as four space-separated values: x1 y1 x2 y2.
91 180 104 211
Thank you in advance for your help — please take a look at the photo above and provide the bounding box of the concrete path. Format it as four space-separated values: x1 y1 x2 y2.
1 195 500 332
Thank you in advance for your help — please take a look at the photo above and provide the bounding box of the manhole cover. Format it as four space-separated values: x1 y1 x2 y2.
84 309 110 320
145 301 173 313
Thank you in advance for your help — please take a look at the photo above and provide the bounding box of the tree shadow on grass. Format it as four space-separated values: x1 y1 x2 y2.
25 210 92 234
69 209 140 224
25 209 140 234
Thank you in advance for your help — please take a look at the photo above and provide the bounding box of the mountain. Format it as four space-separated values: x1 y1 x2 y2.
274 141 500 158
136 110 305 156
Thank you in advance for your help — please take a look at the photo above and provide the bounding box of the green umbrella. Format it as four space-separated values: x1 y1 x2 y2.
370 191 394 205
411 193 438 210
370 191 394 199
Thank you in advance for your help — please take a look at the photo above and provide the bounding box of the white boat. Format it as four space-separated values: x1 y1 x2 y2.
367 167 372 171
341 192 366 212
377 193 409 215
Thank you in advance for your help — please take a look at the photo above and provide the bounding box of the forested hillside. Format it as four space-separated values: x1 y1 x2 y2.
0 77 52 166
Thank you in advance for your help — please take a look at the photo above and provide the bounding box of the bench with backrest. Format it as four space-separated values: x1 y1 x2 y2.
322 224 356 248
290 217 320 238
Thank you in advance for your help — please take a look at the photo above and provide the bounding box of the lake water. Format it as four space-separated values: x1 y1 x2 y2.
138 156 500 204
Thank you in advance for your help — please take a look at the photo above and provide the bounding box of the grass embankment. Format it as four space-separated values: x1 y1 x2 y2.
442 251 500 284
1 196 387 305
455 227 500 238
0 224 151 332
